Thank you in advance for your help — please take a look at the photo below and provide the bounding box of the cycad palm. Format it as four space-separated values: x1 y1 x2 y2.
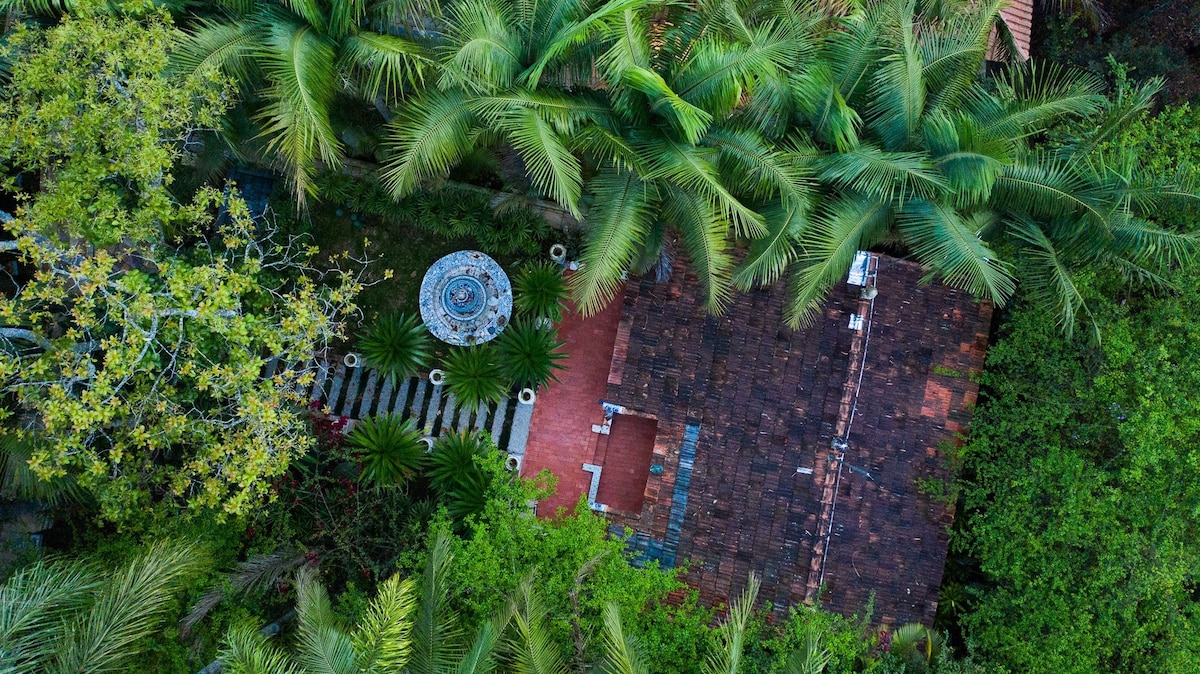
175 0 433 200
735 0 1198 333
0 541 207 674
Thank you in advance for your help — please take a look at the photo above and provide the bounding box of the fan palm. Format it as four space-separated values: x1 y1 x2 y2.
728 0 1199 334
174 0 434 201
346 414 428 486
0 541 207 674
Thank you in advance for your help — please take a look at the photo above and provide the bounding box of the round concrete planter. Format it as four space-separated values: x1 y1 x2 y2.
518 388 536 405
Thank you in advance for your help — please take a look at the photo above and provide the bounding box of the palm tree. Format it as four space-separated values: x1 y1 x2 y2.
346 414 428 487
730 0 1198 334
569 0 825 314
174 0 434 201
380 0 649 216
0 541 207 674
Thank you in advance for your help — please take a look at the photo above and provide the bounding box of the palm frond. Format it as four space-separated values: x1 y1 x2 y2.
823 1 887 101
785 197 890 327
1006 216 1093 338
791 62 861 152
521 0 649 87
0 433 79 504
0 558 98 673
218 623 299 674
816 144 946 205
673 25 799 120
254 21 342 201
645 135 765 236
1061 77 1163 159
919 0 999 113
1108 218 1199 270
973 63 1106 139
382 89 479 198
572 168 657 315
734 200 811 290
281 0 329 33
922 112 1010 208
620 66 714 144
506 575 568 674
410 532 466 674
897 202 1016 302
294 567 358 674
598 603 648 674
53 542 208 674
780 625 831 674
328 0 366 40
705 126 814 207
663 186 735 313
182 549 307 636
340 31 432 101
991 153 1110 225
440 0 521 92
705 573 760 674
173 18 259 83
865 1 925 151
351 574 418 671
490 106 583 216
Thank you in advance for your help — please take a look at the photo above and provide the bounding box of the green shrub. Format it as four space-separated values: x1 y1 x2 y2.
442 346 509 408
359 313 431 384
495 319 568 390
513 261 568 322
345 414 427 487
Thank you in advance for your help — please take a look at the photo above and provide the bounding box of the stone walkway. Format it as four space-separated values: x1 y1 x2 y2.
269 358 534 458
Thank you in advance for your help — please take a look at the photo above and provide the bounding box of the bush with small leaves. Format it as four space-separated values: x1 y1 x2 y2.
513 261 568 323
495 319 567 391
346 415 427 487
359 313 431 385
442 346 509 408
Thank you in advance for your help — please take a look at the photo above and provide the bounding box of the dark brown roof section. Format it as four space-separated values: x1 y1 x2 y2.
604 255 991 625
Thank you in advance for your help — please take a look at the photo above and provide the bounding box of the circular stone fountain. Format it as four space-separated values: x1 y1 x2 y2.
419 250 512 345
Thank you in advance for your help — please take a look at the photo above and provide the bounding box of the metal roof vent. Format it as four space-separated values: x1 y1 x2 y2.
846 251 871 286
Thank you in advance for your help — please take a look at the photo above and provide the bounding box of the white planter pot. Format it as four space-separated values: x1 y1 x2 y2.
518 388 536 405
428 369 446 385
505 454 522 471
420 436 435 452
343 352 363 368
549 243 567 263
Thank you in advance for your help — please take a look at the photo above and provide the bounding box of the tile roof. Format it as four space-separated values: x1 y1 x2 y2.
997 1 1033 60
602 255 992 624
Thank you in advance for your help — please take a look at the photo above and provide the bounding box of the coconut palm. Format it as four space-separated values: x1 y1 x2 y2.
380 0 652 215
568 0 827 314
729 0 1198 334
0 541 207 674
174 0 434 201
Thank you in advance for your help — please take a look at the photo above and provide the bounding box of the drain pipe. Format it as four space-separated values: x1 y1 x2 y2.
817 258 879 592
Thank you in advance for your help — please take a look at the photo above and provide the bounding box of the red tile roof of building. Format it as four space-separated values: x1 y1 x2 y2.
999 0 1034 60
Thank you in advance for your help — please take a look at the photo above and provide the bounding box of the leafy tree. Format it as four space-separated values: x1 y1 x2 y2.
0 8 227 245
957 269 1200 672
0 15 371 521
174 0 433 200
0 541 208 673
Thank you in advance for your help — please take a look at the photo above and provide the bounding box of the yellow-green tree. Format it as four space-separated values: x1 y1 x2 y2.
0 10 369 522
